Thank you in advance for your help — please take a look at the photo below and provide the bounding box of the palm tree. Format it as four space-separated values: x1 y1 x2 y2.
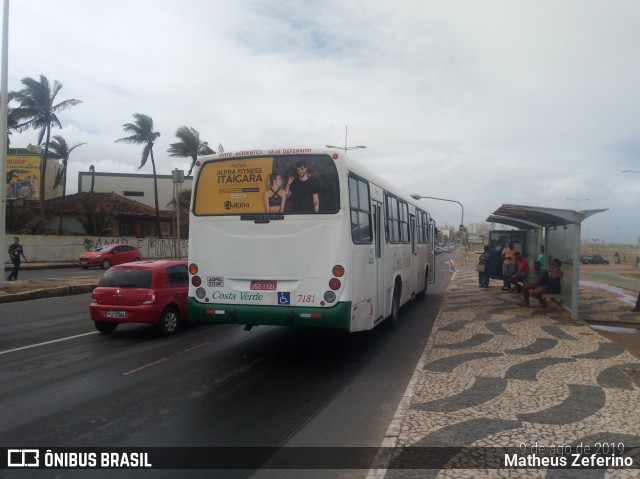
78 201 113 236
89 165 95 193
115 113 162 238
49 135 86 233
167 126 215 176
10 75 82 214
6 105 19 147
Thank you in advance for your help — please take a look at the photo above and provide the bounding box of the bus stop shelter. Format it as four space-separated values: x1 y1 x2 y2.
486 204 608 320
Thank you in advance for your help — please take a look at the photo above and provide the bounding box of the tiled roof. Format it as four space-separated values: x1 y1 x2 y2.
43 192 175 219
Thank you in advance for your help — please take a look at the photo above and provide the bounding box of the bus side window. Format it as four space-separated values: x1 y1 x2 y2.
386 194 400 243
349 175 372 244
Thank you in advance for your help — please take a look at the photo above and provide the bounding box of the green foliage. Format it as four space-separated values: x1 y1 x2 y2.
6 202 46 235
167 126 215 175
77 199 114 236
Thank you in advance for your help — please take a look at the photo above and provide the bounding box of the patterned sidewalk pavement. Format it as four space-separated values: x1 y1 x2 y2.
370 270 640 478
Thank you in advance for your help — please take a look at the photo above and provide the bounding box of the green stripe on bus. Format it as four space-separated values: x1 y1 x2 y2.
187 298 352 331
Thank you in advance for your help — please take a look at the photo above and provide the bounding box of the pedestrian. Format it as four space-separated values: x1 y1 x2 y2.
501 242 516 291
477 245 491 288
632 292 640 313
7 236 28 281
537 245 545 268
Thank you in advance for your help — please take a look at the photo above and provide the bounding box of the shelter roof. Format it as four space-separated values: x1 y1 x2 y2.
486 204 608 230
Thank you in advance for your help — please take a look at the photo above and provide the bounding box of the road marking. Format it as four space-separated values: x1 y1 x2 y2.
0 331 99 356
123 342 209 376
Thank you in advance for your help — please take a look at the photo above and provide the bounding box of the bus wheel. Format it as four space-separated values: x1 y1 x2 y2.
388 288 400 329
416 272 428 301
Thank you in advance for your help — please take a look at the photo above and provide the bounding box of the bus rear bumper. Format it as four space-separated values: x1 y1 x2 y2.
187 298 352 331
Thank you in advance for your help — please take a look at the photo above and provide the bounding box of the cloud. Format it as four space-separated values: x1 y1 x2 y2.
5 0 640 242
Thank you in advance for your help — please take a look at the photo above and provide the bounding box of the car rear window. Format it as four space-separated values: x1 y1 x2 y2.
99 269 153 288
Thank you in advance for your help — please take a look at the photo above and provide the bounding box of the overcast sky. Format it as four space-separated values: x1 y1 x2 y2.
5 0 640 244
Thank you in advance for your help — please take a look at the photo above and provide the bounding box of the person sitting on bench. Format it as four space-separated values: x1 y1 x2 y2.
519 258 563 312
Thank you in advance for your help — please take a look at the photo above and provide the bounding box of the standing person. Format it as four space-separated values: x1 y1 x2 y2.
632 292 640 313
477 245 491 288
537 245 545 268
501 242 516 291
286 160 319 213
7 237 28 281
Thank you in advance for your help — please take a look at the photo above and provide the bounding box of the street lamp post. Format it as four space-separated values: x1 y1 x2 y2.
410 194 465 260
325 144 366 153
622 170 640 266
325 125 366 153
566 189 589 210
0 0 9 290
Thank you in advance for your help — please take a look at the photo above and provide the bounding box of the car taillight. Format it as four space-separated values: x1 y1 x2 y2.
143 290 157 304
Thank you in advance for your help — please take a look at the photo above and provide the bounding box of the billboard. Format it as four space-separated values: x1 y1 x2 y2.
6 155 41 200
193 154 340 216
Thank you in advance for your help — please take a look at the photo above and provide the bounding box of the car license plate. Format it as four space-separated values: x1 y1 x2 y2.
80 259 88 264
250 280 277 291
106 310 126 319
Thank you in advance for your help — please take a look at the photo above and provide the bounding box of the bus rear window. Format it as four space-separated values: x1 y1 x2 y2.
193 154 339 216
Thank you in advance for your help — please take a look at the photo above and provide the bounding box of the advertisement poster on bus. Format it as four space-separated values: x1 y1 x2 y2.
193 154 339 216
6 155 41 200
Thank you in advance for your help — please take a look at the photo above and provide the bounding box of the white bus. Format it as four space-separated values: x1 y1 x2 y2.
187 148 436 332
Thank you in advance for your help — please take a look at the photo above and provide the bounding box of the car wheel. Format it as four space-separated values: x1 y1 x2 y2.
101 259 111 269
157 307 179 336
387 288 400 329
95 321 118 334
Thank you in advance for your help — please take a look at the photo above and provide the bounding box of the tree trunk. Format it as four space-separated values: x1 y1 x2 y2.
57 161 67 233
40 126 52 219
149 149 162 238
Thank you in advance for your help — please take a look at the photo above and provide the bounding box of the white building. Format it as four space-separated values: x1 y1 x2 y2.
77 171 192 209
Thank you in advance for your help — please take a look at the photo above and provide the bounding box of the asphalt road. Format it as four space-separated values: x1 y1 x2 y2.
0 257 453 479
6 266 104 281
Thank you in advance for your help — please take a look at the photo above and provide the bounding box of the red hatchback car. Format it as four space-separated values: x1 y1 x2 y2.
90 260 189 335
79 244 141 269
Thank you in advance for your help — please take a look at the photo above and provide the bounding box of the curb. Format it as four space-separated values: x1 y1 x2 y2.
0 283 98 304
4 263 79 272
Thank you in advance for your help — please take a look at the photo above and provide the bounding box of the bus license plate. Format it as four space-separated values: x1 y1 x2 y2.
106 310 126 319
250 280 277 291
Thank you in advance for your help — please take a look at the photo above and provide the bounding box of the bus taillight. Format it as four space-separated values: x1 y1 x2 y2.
189 263 199 275
332 265 345 277
329 278 341 290
192 276 202 287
